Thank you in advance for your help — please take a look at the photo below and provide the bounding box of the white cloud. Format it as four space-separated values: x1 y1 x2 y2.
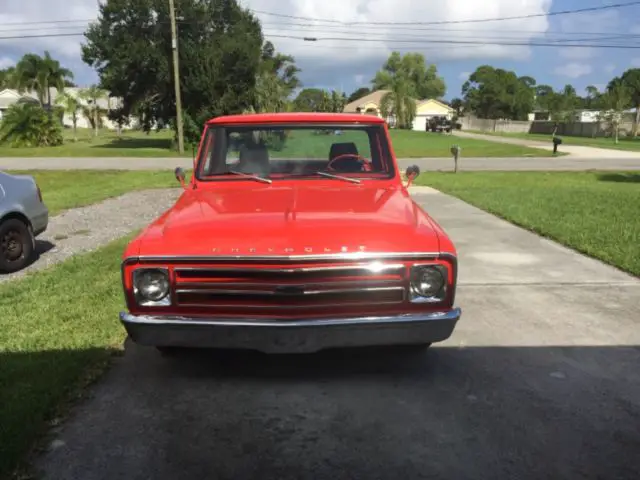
0 57 16 69
252 0 554 66
0 1 96 59
553 62 593 79
631 58 640 68
1 0 554 65
604 64 616 74
458 71 470 81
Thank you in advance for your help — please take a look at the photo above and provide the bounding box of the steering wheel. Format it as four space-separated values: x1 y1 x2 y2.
327 153 373 172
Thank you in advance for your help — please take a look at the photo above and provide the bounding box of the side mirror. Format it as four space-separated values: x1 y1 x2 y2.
175 167 187 189
405 165 420 187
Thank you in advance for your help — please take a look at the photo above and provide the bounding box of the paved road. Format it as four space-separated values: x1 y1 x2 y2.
33 187 640 480
453 130 640 159
2 156 640 171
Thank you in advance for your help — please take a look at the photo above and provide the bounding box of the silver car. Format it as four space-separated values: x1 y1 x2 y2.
0 171 49 273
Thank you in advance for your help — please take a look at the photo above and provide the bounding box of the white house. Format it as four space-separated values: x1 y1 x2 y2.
0 87 134 130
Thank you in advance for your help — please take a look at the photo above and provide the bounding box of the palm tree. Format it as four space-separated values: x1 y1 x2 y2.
253 70 288 113
40 51 74 109
55 92 81 141
13 54 47 104
379 77 417 129
0 67 18 89
600 81 631 144
79 85 107 137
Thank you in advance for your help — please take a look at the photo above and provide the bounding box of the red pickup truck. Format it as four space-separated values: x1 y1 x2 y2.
119 112 461 355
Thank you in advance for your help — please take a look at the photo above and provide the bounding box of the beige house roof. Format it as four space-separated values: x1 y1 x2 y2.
343 89 390 113
343 89 452 114
416 98 454 112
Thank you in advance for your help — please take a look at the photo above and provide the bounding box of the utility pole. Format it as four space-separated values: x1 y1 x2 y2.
169 0 184 154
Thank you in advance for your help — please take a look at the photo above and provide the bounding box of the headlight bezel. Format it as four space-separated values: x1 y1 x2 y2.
132 267 171 306
409 264 448 303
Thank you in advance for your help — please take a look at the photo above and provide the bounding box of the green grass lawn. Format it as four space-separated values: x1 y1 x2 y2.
470 130 640 152
0 237 131 478
0 128 194 158
8 170 179 215
415 171 640 277
0 126 554 158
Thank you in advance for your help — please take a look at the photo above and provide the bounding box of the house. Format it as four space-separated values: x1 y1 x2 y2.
411 99 455 131
342 89 455 131
0 87 132 130
0 88 38 120
343 89 389 116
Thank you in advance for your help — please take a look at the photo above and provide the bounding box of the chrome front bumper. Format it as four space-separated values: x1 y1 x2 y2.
119 309 462 354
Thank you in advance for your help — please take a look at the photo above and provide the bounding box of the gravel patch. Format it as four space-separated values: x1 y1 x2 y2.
0 188 182 284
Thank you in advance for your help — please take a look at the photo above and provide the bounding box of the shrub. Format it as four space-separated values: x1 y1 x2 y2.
0 103 63 147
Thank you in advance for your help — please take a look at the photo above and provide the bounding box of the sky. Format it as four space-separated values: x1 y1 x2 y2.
1 0 639 101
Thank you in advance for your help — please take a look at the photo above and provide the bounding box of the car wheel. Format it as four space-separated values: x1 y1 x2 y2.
0 218 34 273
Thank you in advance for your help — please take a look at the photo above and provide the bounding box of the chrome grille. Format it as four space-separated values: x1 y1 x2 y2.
173 263 407 309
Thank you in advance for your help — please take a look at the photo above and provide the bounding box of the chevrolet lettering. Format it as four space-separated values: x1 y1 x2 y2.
119 112 462 355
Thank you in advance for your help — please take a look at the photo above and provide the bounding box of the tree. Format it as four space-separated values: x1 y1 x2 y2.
329 90 346 113
462 66 535 120
13 53 47 104
79 85 107 137
55 92 81 141
450 98 464 116
600 80 632 143
379 76 417 129
534 85 554 111
372 51 446 100
82 0 264 145
252 68 288 113
0 103 63 147
584 85 603 110
0 67 18 89
40 51 74 108
259 41 300 94
293 88 328 111
12 52 73 108
250 41 300 113
347 87 371 103
611 69 640 137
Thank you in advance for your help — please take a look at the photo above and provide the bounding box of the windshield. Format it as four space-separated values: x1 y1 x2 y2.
196 124 395 181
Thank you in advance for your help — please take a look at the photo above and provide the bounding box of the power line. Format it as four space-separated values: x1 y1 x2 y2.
2 30 640 50
264 33 640 49
0 32 85 40
250 1 640 26
258 26 639 45
0 18 93 26
257 21 640 38
4 22 637 45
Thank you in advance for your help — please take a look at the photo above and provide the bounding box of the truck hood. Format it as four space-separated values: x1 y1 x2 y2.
134 184 441 257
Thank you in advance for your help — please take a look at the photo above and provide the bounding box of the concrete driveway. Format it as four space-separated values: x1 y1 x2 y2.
453 130 640 159
33 187 640 480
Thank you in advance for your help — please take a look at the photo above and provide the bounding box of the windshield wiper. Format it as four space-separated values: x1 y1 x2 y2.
227 170 272 184
314 171 361 184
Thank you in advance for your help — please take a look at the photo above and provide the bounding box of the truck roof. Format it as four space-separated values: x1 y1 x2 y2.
206 112 386 125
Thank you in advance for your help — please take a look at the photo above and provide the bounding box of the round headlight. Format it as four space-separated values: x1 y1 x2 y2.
410 266 445 298
134 269 170 302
